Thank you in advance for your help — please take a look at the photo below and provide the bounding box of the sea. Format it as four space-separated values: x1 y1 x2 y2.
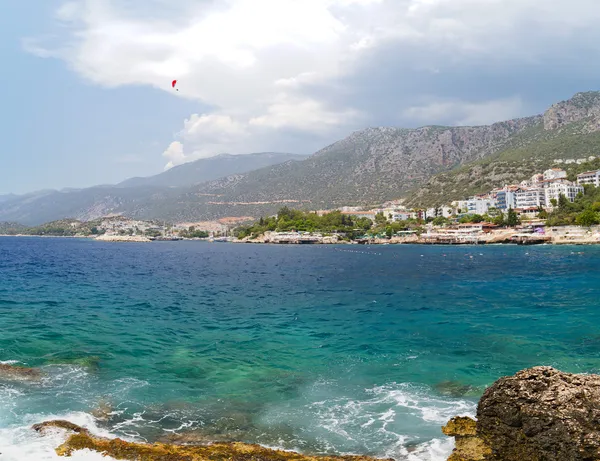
1 237 600 460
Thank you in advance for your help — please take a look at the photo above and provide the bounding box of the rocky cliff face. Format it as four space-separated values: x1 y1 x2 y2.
543 91 600 132
443 366 600 461
184 117 540 210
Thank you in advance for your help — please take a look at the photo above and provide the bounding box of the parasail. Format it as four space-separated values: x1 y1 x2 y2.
172 80 178 91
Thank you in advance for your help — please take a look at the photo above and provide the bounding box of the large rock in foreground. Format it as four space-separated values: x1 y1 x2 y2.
443 366 600 461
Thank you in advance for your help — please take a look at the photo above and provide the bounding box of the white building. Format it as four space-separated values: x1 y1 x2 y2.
454 201 469 214
341 211 377 221
466 198 497 215
530 173 544 185
494 187 518 211
515 188 546 209
545 181 584 206
577 170 600 187
391 211 412 222
425 206 454 219
543 168 567 181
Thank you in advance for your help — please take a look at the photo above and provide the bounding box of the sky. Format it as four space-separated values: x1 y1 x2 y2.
3 0 600 194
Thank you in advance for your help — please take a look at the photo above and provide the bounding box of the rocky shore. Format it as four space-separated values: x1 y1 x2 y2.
17 364 600 460
94 234 151 242
443 366 600 460
33 420 388 461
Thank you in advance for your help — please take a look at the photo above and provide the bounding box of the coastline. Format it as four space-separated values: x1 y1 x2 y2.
2 226 599 245
1 234 599 245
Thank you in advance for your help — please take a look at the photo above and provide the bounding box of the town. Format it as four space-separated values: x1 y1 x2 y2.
235 165 600 245
3 167 599 245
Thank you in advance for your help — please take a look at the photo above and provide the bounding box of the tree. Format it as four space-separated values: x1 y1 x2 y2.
374 212 388 226
487 207 501 218
492 212 505 227
356 217 373 231
506 207 519 227
558 194 570 212
576 209 600 227
550 198 558 208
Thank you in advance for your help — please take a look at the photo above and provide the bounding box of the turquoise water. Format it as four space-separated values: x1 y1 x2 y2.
1 238 600 460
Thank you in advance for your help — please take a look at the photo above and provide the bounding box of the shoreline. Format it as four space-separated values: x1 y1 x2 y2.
1 234 600 245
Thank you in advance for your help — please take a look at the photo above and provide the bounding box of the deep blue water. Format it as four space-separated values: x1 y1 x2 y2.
1 238 600 460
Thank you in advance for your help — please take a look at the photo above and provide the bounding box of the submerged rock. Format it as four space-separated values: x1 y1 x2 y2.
90 399 114 421
434 381 481 398
33 420 389 461
443 366 600 461
44 353 102 371
0 363 42 381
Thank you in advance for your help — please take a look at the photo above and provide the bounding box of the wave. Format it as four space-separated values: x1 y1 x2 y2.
259 380 475 460
0 360 472 461
0 412 118 461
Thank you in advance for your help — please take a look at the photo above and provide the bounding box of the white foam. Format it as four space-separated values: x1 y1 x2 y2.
367 383 475 425
402 438 456 461
0 412 121 461
270 380 477 461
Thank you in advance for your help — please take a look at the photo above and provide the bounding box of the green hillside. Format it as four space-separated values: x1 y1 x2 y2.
406 121 600 207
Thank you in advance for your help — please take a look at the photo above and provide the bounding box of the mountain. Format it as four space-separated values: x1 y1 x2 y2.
2 91 600 225
118 152 307 188
95 119 541 223
0 194 17 203
0 153 305 225
405 91 600 207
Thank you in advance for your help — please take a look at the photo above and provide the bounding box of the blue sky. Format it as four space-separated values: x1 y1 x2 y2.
3 0 600 195
1 1 200 194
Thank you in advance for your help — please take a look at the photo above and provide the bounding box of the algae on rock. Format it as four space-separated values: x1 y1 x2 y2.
33 420 390 461
0 363 42 381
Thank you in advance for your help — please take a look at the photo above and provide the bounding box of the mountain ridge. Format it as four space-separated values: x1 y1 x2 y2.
118 152 307 188
405 91 600 207
2 91 600 225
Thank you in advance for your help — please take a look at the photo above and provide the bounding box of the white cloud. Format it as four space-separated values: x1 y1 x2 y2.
249 96 362 131
29 0 600 168
403 96 526 127
163 114 251 169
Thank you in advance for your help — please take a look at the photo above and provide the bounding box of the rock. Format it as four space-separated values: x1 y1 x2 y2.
0 363 42 381
94 235 151 242
443 366 600 461
543 92 600 131
158 430 238 446
33 420 390 461
33 420 90 434
44 354 101 371
442 417 491 461
90 399 113 421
